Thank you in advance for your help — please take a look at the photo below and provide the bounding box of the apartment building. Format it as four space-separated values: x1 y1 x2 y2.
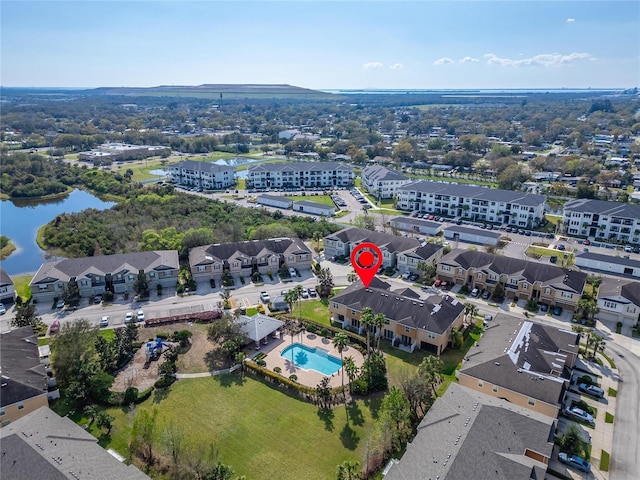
360 165 412 199
246 161 354 190
562 198 640 243
397 181 546 227
167 160 235 190
437 249 587 311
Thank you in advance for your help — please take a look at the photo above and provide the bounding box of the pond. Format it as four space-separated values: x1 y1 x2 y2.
0 190 116 276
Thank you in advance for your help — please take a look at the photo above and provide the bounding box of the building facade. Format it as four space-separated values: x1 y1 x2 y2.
389 216 443 237
397 181 546 227
0 267 15 304
361 165 412 199
29 251 180 304
256 194 293 209
562 198 640 243
246 161 354 190
437 249 587 311
167 160 235 190
397 244 444 274
596 277 640 328
292 200 335 216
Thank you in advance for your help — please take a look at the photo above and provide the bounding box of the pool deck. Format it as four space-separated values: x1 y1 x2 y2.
246 331 365 389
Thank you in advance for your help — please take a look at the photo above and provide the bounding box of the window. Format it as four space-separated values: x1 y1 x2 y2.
544 288 551 295
492 385 498 393
604 301 617 309
561 292 573 299
80 280 88 286
527 398 536 406
0 408 5 416
441 265 451 272
333 303 339 309
478 381 484 388
428 332 437 339
405 327 411 333
17 402 24 410
351 309 356 315
627 306 636 313
149 272 155 278
523 283 528 290
477 273 483 279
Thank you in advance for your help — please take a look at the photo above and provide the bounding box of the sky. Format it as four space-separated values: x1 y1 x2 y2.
1 0 639 90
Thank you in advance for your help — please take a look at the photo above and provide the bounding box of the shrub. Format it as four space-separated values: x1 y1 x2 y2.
320 327 329 338
289 374 298 382
154 376 176 389
239 276 246 285
257 359 267 367
306 324 318 334
572 399 594 415
579 374 595 386
274 366 282 373
102 291 114 302
176 284 185 294
351 378 368 395
156 332 170 340
123 387 139 405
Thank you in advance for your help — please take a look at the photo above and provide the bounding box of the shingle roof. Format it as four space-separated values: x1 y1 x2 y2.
576 251 640 269
170 160 234 174
441 249 587 293
459 314 578 406
564 198 640 219
248 161 352 173
238 314 285 342
331 283 464 334
0 407 151 480
403 243 443 261
444 225 502 239
362 165 409 182
189 237 311 265
325 227 421 253
256 194 293 205
384 383 554 480
0 267 13 287
598 277 640 306
0 327 47 407
399 180 546 206
30 251 179 285
389 216 442 229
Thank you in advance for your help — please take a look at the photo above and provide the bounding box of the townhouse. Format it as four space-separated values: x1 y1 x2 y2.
457 314 579 418
562 198 640 243
437 249 587 311
397 243 444 274
323 227 421 269
246 161 354 190
360 165 412 199
596 277 640 328
397 181 546 227
0 267 16 304
167 160 235 190
29 251 180 304
329 279 465 355
189 237 312 281
385 383 555 480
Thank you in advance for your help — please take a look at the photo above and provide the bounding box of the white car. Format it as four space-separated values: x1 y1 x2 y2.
56 299 65 309
137 310 145 322
0 304 6 315
100 316 110 327
288 267 297 277
260 292 271 303
124 311 134 324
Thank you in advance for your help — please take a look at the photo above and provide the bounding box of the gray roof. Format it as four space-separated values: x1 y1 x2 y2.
169 160 234 174
30 251 179 285
564 198 640 219
0 406 151 480
385 383 554 480
0 327 47 407
248 161 352 173
399 180 546 207
256 194 293 205
403 243 443 261
189 237 311 266
362 165 409 182
444 225 502 239
293 200 335 211
325 227 421 254
441 249 587 293
459 314 578 407
576 251 640 269
0 267 13 287
238 314 285 342
389 216 442 230
331 283 464 334
598 277 640 306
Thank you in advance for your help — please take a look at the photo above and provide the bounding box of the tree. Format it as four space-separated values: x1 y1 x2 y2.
336 460 360 480
343 356 359 395
313 230 323 253
83 404 99 425
284 288 300 317
491 282 504 301
316 376 332 410
50 319 100 390
401 374 432 419
10 301 42 329
134 270 150 298
560 424 587 457
450 327 463 349
464 302 478 322
130 408 158 464
234 351 246 377
379 386 411 451
360 307 385 354
292 284 304 322
418 355 443 397
588 333 606 358
95 411 114 435
161 419 185 470
317 267 334 298
208 313 244 359
62 278 81 306
332 332 349 399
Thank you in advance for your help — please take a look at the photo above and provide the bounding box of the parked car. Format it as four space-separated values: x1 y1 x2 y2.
137 310 145 322
583 239 591 245
558 453 591 472
308 288 317 298
409 273 419 282
94 295 102 304
553 306 563 316
0 304 6 315
578 383 605 398
481 290 491 300
484 314 493 323
260 292 270 303
624 245 633 252
281 289 289 296
56 299 65 309
539 303 549 312
124 311 134 324
301 289 309 299
433 279 442 287
505 227 512 233
288 267 297 277
470 288 480 297
50 320 60 334
563 406 595 425
100 316 110 327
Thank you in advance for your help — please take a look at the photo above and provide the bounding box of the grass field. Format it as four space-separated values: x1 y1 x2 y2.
91 376 380 480
12 274 33 302
38 328 116 346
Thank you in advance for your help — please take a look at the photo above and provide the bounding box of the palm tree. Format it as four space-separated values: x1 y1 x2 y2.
372 312 386 352
588 333 606 358
292 284 304 323
418 355 443 397
360 307 376 355
464 302 478 322
235 351 246 377
333 332 350 399
337 460 360 480
284 289 298 316
343 356 358 395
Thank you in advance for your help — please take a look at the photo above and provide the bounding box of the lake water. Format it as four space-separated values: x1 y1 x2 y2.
0 190 116 276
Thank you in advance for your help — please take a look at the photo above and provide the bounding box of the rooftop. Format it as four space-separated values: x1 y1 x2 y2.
0 327 47 407
564 198 640 219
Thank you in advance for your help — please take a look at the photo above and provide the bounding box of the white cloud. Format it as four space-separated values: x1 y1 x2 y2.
483 52 595 67
434 57 454 66
459 56 479 64
389 63 404 70
566 18 576 23
363 62 384 69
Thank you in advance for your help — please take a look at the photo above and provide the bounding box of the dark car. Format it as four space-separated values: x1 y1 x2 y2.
505 227 512 233
518 229 525 235
524 230 532 236
480 224 487 229
557 244 566 251
553 306 563 316
558 453 591 473
481 290 491 299
578 383 605 398
539 303 549 312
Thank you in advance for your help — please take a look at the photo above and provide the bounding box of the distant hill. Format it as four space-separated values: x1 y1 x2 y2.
90 84 335 100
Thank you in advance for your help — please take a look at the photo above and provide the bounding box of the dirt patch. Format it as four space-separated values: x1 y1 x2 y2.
112 341 171 392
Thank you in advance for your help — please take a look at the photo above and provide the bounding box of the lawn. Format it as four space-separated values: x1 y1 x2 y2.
11 274 34 302
96 376 380 480
38 328 116 346
297 299 332 325
284 195 335 207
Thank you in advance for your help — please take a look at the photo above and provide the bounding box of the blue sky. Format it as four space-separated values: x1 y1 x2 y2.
1 1 638 89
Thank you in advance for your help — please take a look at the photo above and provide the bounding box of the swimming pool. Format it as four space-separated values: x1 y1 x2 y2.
280 343 342 376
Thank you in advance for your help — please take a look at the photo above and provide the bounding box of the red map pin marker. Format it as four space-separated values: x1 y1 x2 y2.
351 242 383 288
